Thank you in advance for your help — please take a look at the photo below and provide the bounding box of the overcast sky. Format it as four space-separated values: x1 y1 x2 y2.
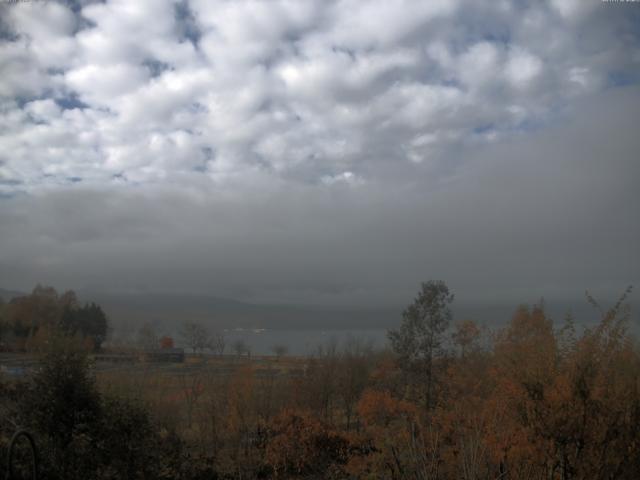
0 0 638 306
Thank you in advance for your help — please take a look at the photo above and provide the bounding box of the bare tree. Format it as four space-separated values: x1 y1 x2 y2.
179 369 204 428
179 320 211 355
136 322 158 350
304 338 339 423
337 336 373 430
233 338 250 358
271 344 288 360
211 331 226 356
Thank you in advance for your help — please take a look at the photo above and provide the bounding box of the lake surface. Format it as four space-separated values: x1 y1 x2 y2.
216 328 389 356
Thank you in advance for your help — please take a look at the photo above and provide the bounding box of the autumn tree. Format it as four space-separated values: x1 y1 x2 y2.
28 285 61 328
1 287 108 351
484 303 557 476
337 337 373 430
388 280 454 409
159 335 174 349
539 288 639 479
451 319 481 358
265 409 349 478
225 366 259 476
350 389 432 479
4 285 62 347
303 340 339 424
59 302 109 351
179 370 204 428
196 368 228 458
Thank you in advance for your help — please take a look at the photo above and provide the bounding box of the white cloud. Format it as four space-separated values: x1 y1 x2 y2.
66 63 149 104
321 170 363 186
549 0 598 22
505 47 543 89
25 99 61 120
327 0 459 49
457 42 501 90
1 0 634 193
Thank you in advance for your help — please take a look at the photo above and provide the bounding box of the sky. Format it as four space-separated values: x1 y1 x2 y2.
0 0 639 307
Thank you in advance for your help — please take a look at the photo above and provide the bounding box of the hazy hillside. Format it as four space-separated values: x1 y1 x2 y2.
3 287 635 337
0 288 24 302
81 291 630 335
80 290 401 332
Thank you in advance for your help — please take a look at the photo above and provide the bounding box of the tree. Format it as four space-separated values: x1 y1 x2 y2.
179 320 211 355
17 335 184 480
1 287 108 352
211 331 226 356
451 319 481 358
0 296 6 343
137 322 158 350
59 290 79 309
303 339 339 423
159 335 174 349
60 302 109 351
23 336 101 478
4 285 61 346
81 303 109 350
233 339 250 358
96 395 163 479
271 344 288 360
179 370 204 428
351 389 427 479
265 409 349 478
337 337 372 430
388 280 454 409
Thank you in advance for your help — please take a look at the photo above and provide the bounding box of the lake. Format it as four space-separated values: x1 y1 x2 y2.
215 328 389 356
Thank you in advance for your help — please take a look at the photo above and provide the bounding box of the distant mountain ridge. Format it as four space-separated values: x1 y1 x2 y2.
0 288 25 302
2 287 636 335
79 291 633 334
80 290 402 332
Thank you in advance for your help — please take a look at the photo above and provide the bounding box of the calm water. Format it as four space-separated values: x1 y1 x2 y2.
216 328 389 356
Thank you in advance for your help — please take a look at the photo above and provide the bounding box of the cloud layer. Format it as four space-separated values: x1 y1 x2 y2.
0 0 638 305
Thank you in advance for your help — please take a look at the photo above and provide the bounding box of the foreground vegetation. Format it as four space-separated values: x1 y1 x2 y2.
1 283 639 479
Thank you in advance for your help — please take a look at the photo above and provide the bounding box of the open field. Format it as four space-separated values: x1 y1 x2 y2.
0 351 308 378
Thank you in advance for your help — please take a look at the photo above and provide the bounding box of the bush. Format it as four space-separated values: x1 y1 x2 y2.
265 409 350 478
16 339 209 480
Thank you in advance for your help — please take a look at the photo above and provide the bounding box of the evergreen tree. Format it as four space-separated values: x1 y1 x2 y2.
388 280 454 409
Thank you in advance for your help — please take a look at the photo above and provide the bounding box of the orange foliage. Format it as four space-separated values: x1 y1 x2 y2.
451 319 481 357
348 389 432 479
226 365 255 436
265 409 349 478
357 389 417 427
85 291 640 480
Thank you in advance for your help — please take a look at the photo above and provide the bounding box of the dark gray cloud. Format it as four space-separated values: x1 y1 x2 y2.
0 0 638 306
